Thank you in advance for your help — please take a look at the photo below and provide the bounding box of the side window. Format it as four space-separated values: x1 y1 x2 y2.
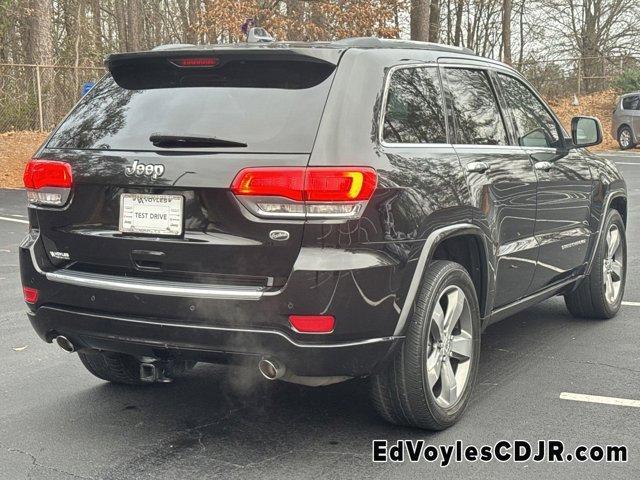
382 67 447 144
622 95 640 110
444 68 508 146
498 73 562 148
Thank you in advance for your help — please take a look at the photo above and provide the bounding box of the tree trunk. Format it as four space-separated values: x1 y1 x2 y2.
453 0 464 46
286 0 306 41
502 0 512 64
90 0 103 58
410 0 431 42
127 0 145 51
25 0 54 65
428 0 441 42
115 1 128 51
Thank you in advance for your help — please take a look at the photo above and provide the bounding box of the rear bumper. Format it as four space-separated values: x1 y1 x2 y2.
20 231 409 377
28 306 399 377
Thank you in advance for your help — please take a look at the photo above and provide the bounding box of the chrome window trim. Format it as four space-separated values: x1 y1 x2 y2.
378 62 448 148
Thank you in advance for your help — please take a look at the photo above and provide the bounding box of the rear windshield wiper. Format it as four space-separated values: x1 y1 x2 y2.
149 134 247 148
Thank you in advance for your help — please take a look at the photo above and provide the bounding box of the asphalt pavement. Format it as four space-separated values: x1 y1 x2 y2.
1 151 639 479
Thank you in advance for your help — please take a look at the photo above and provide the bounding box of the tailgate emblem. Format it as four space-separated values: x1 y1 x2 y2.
269 230 290 241
124 160 165 179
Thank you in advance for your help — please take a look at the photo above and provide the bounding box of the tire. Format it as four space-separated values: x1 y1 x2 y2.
617 126 636 150
565 209 626 319
78 351 148 385
370 260 481 430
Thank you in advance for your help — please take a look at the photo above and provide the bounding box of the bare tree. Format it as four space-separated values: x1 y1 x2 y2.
428 0 441 42
541 0 640 91
25 0 53 64
502 0 512 64
410 0 431 41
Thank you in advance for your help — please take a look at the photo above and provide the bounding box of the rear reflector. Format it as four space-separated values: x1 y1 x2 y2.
23 159 73 206
23 286 39 304
231 167 377 219
289 315 335 334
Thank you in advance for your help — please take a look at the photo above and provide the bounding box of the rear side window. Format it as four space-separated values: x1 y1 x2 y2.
445 68 508 146
382 67 447 144
46 59 336 153
622 95 640 110
497 73 562 148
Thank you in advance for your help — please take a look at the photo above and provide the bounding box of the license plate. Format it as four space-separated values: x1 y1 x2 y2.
119 194 184 236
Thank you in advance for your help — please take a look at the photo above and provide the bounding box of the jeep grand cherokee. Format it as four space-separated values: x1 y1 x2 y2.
19 37 627 430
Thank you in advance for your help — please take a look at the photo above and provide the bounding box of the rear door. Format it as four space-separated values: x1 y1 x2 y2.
35 49 341 287
443 65 539 308
495 72 592 292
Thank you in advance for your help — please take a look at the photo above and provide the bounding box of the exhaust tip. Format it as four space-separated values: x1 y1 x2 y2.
55 336 75 353
258 358 285 380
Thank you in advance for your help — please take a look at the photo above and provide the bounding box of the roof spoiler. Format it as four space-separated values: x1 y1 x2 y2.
105 47 342 72
104 48 341 90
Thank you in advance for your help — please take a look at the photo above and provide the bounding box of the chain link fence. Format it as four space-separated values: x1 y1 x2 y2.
0 63 104 132
519 55 640 98
1 55 639 133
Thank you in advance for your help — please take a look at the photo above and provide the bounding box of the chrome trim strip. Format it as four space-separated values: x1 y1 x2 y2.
45 269 266 300
46 307 401 349
393 223 478 336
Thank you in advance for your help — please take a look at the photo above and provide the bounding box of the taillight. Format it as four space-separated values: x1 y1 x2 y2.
289 315 335 334
231 167 377 219
23 159 73 206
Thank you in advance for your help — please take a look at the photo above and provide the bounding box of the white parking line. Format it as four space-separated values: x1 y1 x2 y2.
615 162 640 165
560 392 640 408
622 301 640 306
0 216 28 224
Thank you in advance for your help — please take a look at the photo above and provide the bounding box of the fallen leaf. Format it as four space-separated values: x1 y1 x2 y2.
12 345 28 351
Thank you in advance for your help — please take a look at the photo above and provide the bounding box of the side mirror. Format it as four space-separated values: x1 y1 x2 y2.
571 116 602 148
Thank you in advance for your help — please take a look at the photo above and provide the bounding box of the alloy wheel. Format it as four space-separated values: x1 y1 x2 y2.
620 129 631 148
425 286 473 408
603 224 624 305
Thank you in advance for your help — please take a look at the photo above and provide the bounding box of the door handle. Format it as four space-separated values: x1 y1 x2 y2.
534 161 553 171
466 161 490 173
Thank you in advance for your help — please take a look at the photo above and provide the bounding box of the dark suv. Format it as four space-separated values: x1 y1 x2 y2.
19 38 627 430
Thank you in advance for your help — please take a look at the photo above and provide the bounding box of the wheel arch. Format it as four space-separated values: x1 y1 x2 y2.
610 195 627 226
431 233 491 319
585 190 627 275
393 223 494 336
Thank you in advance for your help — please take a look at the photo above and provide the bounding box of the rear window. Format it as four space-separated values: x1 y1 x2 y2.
382 66 447 144
47 60 336 153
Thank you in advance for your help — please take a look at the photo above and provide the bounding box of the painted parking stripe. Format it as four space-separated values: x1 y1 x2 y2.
615 162 640 165
622 301 640 306
0 216 28 224
560 392 640 408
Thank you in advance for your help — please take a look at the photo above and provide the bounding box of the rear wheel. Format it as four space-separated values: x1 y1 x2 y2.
79 351 148 385
565 209 626 319
618 126 636 150
370 260 481 430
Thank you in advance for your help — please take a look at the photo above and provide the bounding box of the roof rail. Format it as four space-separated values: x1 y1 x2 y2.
334 37 475 55
152 43 196 51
